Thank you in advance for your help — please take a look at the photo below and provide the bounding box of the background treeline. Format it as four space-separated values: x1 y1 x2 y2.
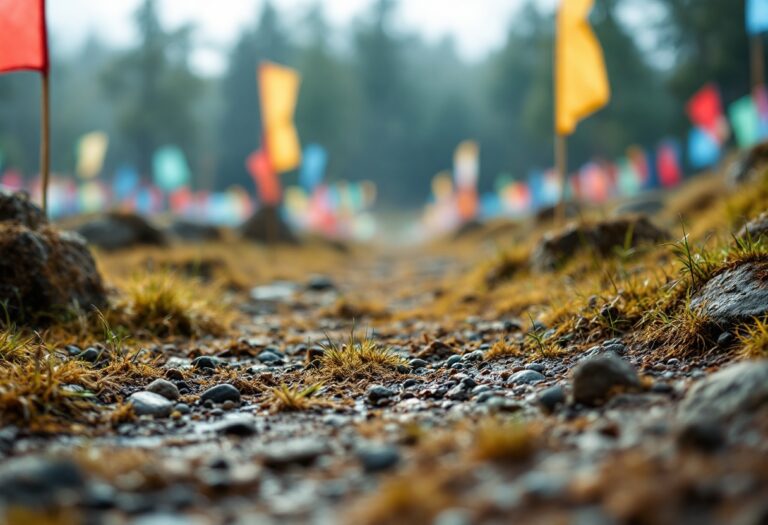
0 0 753 207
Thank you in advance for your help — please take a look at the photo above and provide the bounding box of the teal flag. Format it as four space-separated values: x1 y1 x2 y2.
153 146 191 191
729 96 761 148
617 157 640 196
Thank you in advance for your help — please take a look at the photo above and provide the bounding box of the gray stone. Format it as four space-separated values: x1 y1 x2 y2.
0 455 86 507
257 350 283 364
679 360 768 426
215 415 257 437
509 369 546 385
572 354 641 406
691 262 768 325
128 391 174 417
367 384 395 403
537 385 566 412
145 378 180 401
200 384 241 404
409 358 429 369
357 444 400 472
262 439 326 468
76 212 166 251
192 356 219 370
307 275 336 291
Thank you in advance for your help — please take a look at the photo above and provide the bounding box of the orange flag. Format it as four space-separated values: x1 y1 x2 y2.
247 149 281 206
258 61 301 173
0 0 49 73
555 0 609 135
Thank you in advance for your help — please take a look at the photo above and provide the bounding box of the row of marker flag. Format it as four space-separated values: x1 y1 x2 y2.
422 81 768 235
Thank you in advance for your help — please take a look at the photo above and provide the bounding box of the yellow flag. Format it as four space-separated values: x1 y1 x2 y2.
76 131 109 179
258 61 302 173
555 0 610 136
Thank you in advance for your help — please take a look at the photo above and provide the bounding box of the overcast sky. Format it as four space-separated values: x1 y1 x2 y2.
48 0 564 75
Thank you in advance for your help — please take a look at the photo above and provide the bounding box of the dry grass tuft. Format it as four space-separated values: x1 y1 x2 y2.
266 382 328 412
110 271 229 338
737 317 768 358
469 417 536 463
314 332 405 383
484 339 522 361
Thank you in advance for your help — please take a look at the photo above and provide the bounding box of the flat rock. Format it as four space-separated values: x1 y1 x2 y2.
572 354 641 406
509 370 546 385
679 360 768 426
200 384 241 404
690 261 768 325
128 391 174 417
531 216 669 271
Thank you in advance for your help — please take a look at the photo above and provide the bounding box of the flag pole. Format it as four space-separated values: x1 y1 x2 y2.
555 133 567 225
39 69 50 215
752 34 766 89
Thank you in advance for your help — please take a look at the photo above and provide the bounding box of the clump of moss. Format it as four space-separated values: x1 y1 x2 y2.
737 317 768 358
111 271 228 338
314 332 405 383
484 339 523 361
469 417 536 463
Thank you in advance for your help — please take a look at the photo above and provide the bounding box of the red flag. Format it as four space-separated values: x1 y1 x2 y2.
656 141 682 188
246 150 281 205
0 0 49 73
686 83 726 143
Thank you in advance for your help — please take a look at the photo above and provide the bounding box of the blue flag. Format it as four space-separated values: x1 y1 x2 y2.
113 165 140 200
747 0 768 35
688 127 721 169
299 144 327 192
153 146 191 192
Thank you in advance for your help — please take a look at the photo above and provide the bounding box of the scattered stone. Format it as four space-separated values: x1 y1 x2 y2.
537 385 566 413
128 391 174 418
367 385 395 403
262 439 326 468
679 360 768 426
357 444 400 473
0 455 86 507
192 356 219 370
201 384 241 404
77 347 101 363
446 355 462 367
690 261 768 325
717 331 734 347
409 358 429 369
258 350 283 365
531 216 669 271
307 275 336 291
572 354 641 406
76 212 166 250
509 369 546 385
146 378 180 401
215 415 257 437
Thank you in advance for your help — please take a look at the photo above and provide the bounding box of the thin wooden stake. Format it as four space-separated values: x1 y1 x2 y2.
554 133 567 225
39 70 51 215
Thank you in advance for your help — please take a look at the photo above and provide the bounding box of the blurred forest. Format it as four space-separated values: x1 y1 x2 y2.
0 0 754 207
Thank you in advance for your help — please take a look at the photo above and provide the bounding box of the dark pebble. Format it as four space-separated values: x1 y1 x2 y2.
200 384 241 404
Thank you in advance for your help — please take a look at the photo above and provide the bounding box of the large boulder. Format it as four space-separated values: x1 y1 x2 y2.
690 260 768 326
0 193 106 323
531 216 669 271
76 212 166 251
240 206 297 244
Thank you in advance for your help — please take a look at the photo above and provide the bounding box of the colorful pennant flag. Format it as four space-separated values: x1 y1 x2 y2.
687 127 721 169
729 95 762 148
454 141 480 190
113 165 140 201
656 139 683 188
747 0 768 35
153 146 191 192
555 0 610 135
76 131 109 179
247 149 281 206
0 0 49 73
258 62 302 173
616 157 641 196
299 144 327 192
686 83 728 144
